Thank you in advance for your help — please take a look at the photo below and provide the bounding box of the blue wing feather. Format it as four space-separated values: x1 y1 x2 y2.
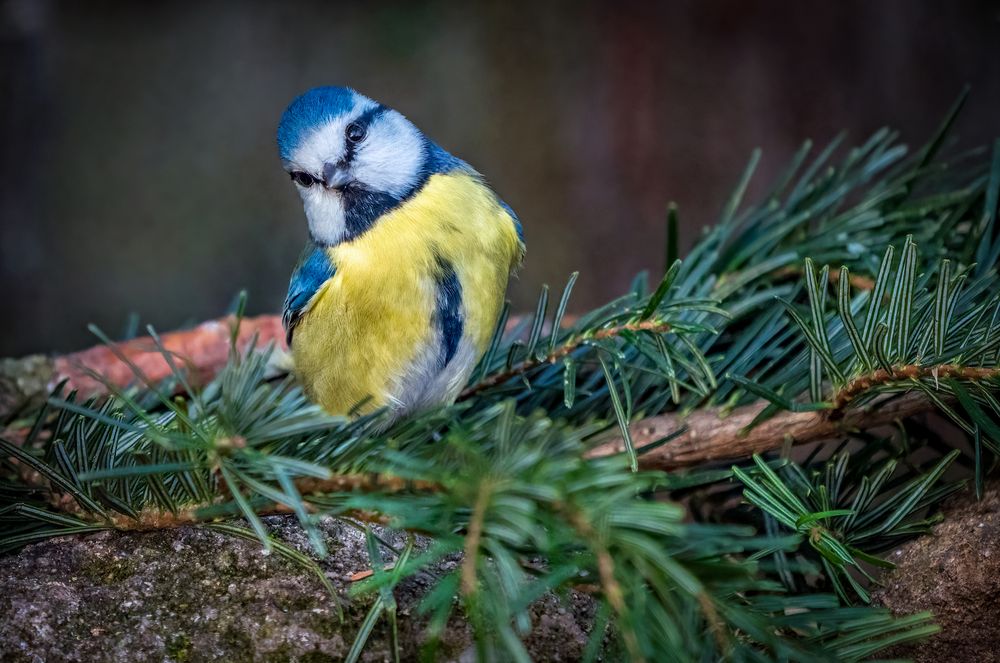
283 242 336 345
434 260 464 366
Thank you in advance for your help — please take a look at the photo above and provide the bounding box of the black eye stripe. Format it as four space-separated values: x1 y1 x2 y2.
352 105 387 133
341 105 388 164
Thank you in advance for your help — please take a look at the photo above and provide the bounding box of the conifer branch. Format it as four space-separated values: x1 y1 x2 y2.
831 364 1000 413
782 265 876 291
461 481 492 597
8 456 434 530
458 319 673 400
562 504 643 663
105 505 392 531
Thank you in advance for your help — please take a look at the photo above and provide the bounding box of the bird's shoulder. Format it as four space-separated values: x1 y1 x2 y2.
422 140 525 246
282 241 337 344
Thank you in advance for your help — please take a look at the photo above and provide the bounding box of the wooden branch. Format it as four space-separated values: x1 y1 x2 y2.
594 392 933 470
0 315 285 419
0 315 956 475
54 315 286 396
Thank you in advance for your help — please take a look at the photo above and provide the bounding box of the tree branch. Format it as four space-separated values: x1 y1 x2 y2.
594 392 933 470
56 315 287 397
0 318 970 475
0 315 285 420
831 364 1000 412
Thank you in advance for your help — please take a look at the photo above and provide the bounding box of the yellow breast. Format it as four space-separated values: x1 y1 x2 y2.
291 172 523 416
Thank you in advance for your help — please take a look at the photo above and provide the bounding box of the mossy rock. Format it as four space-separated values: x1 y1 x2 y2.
0 517 595 662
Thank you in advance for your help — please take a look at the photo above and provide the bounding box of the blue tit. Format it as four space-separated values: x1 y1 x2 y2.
277 87 525 419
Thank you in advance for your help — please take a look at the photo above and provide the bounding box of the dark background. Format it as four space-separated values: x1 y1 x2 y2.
1 0 998 357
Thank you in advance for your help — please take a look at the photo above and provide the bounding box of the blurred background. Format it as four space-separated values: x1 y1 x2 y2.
1 0 999 357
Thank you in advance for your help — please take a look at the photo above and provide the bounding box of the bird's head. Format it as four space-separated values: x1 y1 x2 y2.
277 87 428 245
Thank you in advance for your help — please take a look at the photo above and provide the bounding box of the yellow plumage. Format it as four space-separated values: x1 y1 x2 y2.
291 172 523 415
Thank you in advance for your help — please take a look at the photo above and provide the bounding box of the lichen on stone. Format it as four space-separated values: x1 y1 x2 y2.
0 516 596 662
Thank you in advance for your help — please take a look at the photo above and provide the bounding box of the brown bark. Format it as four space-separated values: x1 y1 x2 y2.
52 315 286 398
589 392 933 470
0 315 285 420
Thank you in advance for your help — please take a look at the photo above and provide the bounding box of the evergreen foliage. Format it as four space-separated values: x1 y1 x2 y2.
3 93 999 660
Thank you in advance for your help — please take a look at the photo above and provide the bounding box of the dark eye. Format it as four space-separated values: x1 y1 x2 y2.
290 171 316 187
345 121 366 143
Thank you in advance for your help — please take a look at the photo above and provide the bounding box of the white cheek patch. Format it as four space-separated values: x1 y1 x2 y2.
352 111 425 197
300 185 346 246
287 98 379 246
284 100 425 246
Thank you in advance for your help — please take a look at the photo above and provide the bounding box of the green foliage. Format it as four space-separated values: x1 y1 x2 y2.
4 98 1000 660
735 445 962 603
751 238 1000 413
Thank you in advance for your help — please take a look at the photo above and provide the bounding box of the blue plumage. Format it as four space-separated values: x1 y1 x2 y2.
498 199 524 243
277 87 358 161
282 242 336 344
423 140 472 175
434 261 464 366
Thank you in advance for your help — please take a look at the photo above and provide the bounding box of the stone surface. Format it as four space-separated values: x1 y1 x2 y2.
0 517 595 662
874 484 1000 662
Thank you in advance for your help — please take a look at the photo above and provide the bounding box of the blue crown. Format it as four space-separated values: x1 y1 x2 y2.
277 87 358 161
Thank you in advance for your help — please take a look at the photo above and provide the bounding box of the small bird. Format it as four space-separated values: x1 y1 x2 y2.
277 87 524 419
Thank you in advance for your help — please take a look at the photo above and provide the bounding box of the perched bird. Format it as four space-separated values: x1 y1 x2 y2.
277 87 525 419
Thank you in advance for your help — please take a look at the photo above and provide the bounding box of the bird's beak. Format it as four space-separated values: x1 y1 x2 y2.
322 162 352 190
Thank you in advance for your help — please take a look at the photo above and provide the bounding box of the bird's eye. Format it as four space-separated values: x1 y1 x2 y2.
345 121 367 144
290 171 316 187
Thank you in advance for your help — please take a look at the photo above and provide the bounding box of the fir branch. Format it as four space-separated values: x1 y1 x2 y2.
294 475 442 495
736 236 1000 454
460 480 492 597
734 446 962 603
562 503 643 663
458 319 673 400
831 364 1000 413
728 264 877 293
23 473 415 531
104 504 392 531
